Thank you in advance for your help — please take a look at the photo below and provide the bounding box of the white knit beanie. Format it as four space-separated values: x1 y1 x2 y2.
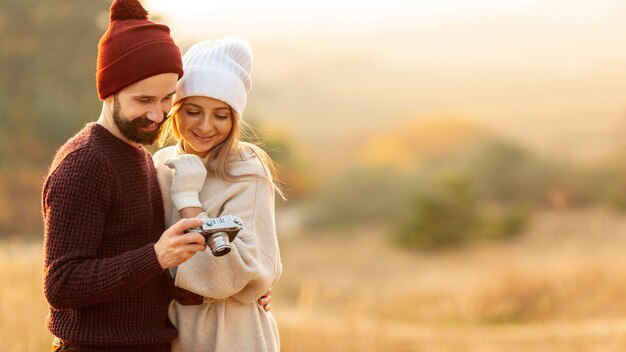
176 37 252 119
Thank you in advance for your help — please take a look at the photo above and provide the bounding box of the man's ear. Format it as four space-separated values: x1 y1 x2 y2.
104 94 115 105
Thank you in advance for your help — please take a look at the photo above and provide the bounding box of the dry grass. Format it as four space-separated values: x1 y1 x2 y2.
0 240 50 351
4 208 626 351
273 207 626 351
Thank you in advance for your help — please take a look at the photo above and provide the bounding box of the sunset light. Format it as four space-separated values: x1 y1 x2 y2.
3 0 626 350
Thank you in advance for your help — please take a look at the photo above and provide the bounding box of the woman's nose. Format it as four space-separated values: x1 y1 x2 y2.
198 116 212 132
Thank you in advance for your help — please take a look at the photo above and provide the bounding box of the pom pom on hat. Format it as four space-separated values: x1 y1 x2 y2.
96 0 183 100
110 0 148 21
176 37 253 119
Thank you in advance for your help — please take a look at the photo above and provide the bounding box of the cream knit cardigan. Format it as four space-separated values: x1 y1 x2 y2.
153 144 282 352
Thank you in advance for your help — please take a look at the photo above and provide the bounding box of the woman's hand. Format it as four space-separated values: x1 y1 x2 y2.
164 154 207 211
258 288 272 312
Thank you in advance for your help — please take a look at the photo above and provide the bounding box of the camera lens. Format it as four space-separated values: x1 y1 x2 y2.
208 232 231 256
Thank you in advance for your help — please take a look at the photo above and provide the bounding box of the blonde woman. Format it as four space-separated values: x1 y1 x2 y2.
153 38 283 351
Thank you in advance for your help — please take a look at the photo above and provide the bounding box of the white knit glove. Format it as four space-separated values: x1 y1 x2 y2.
164 154 207 211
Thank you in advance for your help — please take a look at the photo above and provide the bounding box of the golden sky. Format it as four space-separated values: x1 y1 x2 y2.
144 0 626 162
146 0 625 38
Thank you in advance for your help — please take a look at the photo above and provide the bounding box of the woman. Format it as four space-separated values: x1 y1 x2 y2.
153 37 283 352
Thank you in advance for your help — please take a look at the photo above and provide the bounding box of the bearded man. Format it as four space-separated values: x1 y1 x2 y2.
41 0 207 350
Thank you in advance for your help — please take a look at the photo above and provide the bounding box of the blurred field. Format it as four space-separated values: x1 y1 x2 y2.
0 240 49 351
4 207 626 351
2 2 626 351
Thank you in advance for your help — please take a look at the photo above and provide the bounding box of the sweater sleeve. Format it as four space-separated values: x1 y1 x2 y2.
174 164 282 304
153 148 175 227
42 149 165 309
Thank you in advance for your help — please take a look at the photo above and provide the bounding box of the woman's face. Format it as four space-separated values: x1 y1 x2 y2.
176 96 234 157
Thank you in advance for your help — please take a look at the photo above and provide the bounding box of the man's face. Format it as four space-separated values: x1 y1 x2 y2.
110 73 178 145
112 94 167 145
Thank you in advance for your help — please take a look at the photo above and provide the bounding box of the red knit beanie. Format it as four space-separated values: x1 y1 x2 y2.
96 0 184 100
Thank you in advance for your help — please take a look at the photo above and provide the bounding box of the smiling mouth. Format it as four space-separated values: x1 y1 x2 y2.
192 131 215 142
141 123 158 132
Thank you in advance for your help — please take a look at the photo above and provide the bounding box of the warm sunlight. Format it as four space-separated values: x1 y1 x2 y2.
145 0 541 38
144 0 626 164
4 0 626 350
147 0 535 17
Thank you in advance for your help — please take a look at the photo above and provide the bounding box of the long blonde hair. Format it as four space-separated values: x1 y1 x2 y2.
159 97 285 199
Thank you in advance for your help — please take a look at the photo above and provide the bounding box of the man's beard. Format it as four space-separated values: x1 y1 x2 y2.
112 95 168 145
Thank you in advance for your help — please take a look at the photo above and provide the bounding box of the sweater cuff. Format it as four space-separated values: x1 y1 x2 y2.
131 244 166 279
171 191 203 211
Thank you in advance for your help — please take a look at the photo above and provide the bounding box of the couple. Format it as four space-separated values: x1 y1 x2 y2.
41 0 282 351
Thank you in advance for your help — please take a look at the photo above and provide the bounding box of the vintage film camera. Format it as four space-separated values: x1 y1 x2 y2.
185 215 243 256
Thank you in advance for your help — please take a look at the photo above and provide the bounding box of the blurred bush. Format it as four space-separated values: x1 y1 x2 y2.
395 170 530 250
304 130 573 249
393 139 561 249
396 172 479 249
466 140 556 205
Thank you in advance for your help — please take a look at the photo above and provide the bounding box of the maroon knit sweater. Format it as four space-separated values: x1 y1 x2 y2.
42 123 176 351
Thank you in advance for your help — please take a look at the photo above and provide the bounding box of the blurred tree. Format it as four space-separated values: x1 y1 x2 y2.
0 0 108 156
0 0 109 237
396 172 479 250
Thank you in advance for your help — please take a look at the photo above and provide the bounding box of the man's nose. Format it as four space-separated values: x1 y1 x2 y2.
146 104 165 123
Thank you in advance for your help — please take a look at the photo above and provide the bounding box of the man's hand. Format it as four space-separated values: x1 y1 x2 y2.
258 288 272 312
154 217 206 269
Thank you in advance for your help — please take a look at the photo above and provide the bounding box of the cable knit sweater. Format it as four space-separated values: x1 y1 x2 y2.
153 144 282 352
41 123 176 351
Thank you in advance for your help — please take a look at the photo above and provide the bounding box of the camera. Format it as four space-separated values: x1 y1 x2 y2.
185 215 243 256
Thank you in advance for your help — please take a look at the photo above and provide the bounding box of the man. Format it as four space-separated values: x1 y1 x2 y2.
41 1 269 351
